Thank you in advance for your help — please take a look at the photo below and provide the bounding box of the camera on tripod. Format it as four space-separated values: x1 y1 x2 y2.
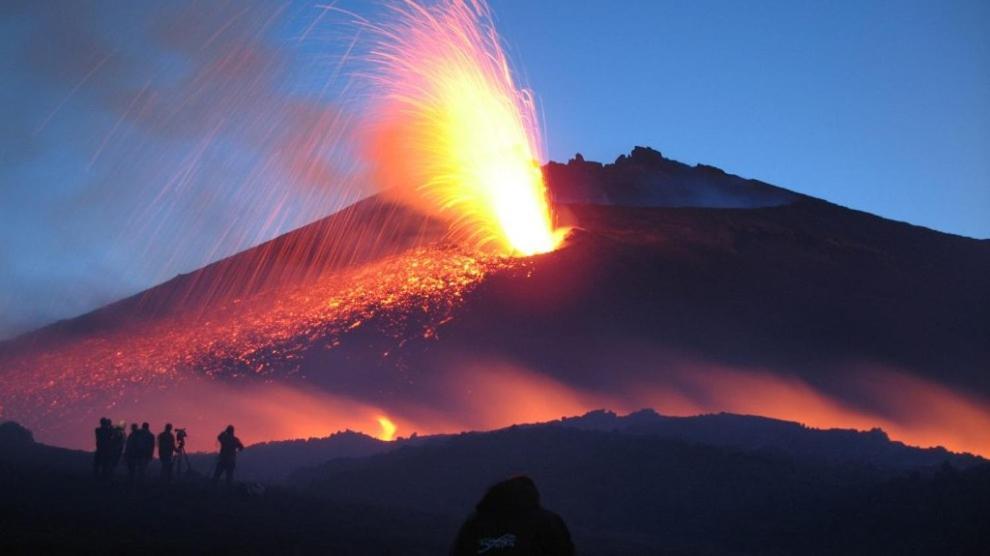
173 428 193 478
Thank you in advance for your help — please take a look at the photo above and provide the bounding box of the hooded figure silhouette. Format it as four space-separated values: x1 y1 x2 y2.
213 425 244 485
450 476 574 556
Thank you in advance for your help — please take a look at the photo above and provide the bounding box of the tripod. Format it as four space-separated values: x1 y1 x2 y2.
175 438 194 478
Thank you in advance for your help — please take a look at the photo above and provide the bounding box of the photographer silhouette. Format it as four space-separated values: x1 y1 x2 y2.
158 424 176 483
213 425 244 486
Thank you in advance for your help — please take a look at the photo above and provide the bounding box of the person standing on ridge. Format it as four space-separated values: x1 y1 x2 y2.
213 425 244 486
158 423 177 483
93 418 113 480
138 422 155 481
124 423 140 486
109 422 125 478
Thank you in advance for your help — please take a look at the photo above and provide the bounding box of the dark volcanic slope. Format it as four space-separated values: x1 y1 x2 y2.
461 198 990 391
1 147 987 454
258 192 990 450
561 409 983 470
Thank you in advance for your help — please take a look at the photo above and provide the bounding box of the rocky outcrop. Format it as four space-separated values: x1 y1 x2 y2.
544 146 801 208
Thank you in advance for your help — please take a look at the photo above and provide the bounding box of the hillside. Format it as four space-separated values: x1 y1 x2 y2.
560 409 983 469
1 147 987 455
2 419 988 555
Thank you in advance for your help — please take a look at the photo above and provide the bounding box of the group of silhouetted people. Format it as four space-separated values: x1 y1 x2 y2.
92 418 125 480
92 417 571 553
93 418 242 487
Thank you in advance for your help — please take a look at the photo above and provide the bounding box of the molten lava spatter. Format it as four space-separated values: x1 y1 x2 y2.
0 246 523 444
366 0 562 256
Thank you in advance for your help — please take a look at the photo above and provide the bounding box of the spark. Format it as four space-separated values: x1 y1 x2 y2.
89 79 151 170
34 51 114 135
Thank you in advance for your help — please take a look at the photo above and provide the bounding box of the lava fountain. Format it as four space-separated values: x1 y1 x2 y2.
363 0 563 256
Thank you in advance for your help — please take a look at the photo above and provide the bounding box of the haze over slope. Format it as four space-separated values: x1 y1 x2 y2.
1 148 987 455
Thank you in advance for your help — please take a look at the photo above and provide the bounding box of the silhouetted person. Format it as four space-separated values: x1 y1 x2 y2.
124 423 140 485
158 423 176 483
213 425 244 485
93 417 113 480
451 476 574 556
137 422 155 482
109 423 125 476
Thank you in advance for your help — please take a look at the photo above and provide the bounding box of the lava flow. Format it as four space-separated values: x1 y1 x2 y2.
0 242 525 448
364 0 563 256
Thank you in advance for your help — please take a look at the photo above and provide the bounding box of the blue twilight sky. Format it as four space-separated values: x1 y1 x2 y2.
1 0 988 339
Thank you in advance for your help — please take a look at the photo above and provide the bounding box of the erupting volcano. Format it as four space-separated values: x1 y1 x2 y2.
1 0 571 449
0 1 988 463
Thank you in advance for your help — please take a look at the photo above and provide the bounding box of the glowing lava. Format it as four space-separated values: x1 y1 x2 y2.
366 0 562 256
0 243 523 449
376 415 398 441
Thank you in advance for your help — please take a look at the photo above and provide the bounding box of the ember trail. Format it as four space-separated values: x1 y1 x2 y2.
364 0 564 256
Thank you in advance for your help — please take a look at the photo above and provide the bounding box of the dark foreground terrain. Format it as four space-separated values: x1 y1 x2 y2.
1 417 988 555
0 463 453 555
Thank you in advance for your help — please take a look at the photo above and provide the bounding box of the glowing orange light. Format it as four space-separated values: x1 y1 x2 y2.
376 415 398 441
367 0 562 256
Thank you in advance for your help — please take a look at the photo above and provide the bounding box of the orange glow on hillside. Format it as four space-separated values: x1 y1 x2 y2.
366 0 562 256
372 359 990 457
625 363 990 457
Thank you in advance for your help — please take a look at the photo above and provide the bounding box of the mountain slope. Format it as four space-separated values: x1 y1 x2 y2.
6 417 985 555
1 147 987 455
0 198 444 353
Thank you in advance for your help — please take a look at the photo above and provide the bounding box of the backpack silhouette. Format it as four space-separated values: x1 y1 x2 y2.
451 476 574 556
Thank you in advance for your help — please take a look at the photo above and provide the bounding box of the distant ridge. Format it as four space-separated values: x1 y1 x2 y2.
545 146 802 208
4 408 981 482
559 409 983 469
